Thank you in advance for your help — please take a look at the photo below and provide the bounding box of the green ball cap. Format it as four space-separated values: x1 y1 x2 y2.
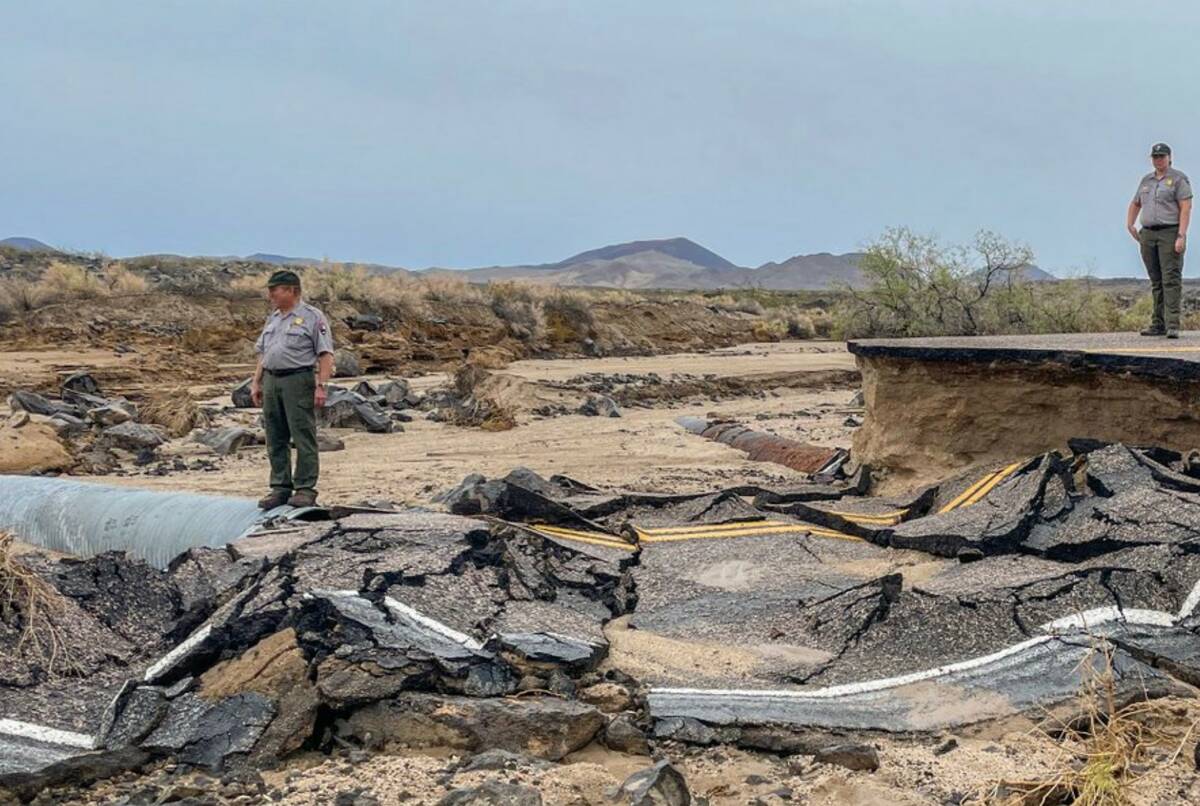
1151 142 1172 156
266 269 302 287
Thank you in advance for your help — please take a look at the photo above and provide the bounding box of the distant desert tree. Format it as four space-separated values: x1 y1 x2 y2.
836 228 1116 338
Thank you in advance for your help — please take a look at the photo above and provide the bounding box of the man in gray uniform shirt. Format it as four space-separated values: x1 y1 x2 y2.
251 270 335 509
1127 142 1193 338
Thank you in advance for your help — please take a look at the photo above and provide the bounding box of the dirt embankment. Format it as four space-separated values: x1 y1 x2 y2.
854 354 1200 490
0 294 782 401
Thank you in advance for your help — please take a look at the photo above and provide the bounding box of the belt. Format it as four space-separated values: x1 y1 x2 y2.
264 366 314 377
1143 224 1178 231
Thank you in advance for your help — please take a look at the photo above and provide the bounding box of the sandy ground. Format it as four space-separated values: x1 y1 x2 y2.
89 342 861 504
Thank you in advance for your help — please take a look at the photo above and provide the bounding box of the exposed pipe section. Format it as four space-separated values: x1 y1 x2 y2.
675 416 847 475
0 477 322 568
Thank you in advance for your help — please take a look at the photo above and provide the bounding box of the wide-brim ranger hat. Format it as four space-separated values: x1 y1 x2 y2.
1151 142 1172 156
266 269 302 287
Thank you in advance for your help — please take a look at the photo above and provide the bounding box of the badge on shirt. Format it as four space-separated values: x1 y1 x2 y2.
1167 178 1174 187
319 320 327 334
294 317 304 325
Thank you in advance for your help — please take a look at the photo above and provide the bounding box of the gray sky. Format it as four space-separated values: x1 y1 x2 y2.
1 1 1193 275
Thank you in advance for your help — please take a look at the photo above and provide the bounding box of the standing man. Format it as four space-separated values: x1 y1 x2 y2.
251 270 334 509
1127 142 1193 338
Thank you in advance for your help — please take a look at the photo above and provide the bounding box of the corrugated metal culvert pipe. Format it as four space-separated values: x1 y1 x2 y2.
0 476 321 568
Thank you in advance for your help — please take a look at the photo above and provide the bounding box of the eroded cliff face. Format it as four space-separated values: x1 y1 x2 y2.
853 355 1200 491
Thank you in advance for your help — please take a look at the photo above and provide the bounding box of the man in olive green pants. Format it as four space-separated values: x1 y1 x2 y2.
1127 142 1193 338
251 270 335 509
261 369 320 499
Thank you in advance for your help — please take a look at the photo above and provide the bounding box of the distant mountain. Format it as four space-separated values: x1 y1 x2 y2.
0 237 56 253
426 239 867 290
0 235 1058 289
752 252 867 290
555 237 739 272
244 253 323 267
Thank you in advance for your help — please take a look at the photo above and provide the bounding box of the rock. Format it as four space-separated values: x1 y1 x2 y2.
232 378 255 408
61 371 101 396
60 388 109 412
849 390 865 406
198 629 320 763
193 427 259 456
319 388 393 433
378 379 414 408
616 760 691 805
934 738 958 755
435 473 488 512
333 349 360 378
0 422 73 474
843 416 863 428
141 692 276 770
579 682 632 713
0 747 151 802
345 314 383 332
88 400 138 427
813 743 879 772
785 756 805 776
578 394 622 418
98 684 169 749
46 412 87 436
456 749 553 773
351 380 378 398
603 715 651 755
9 390 59 417
337 693 605 761
546 668 576 698
438 782 543 806
8 410 29 428
318 433 346 452
102 422 166 451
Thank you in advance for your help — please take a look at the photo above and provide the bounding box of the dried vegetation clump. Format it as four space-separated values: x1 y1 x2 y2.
969 643 1199 806
139 387 212 437
0 532 81 678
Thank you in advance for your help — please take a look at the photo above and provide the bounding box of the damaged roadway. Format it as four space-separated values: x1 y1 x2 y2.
3 440 1200 793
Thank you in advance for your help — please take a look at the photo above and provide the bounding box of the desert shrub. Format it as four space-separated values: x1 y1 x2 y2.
488 281 545 342
0 278 49 319
104 265 149 295
734 298 766 316
139 387 211 437
1117 294 1155 331
770 308 816 339
835 228 1121 338
751 318 788 342
229 272 273 298
543 290 595 341
38 262 109 302
302 263 370 304
422 276 486 305
810 308 835 338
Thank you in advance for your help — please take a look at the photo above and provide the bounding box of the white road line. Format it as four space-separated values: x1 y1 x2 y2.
0 719 95 750
652 635 1055 700
144 622 213 682
1039 607 1175 633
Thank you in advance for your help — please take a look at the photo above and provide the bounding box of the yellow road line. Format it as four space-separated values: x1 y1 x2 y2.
526 525 635 551
639 519 776 535
1083 346 1200 354
532 523 621 540
825 507 908 520
962 461 1022 506
638 523 864 544
938 468 1001 514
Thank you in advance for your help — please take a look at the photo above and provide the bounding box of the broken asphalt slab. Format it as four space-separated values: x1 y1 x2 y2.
5 446 1200 780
